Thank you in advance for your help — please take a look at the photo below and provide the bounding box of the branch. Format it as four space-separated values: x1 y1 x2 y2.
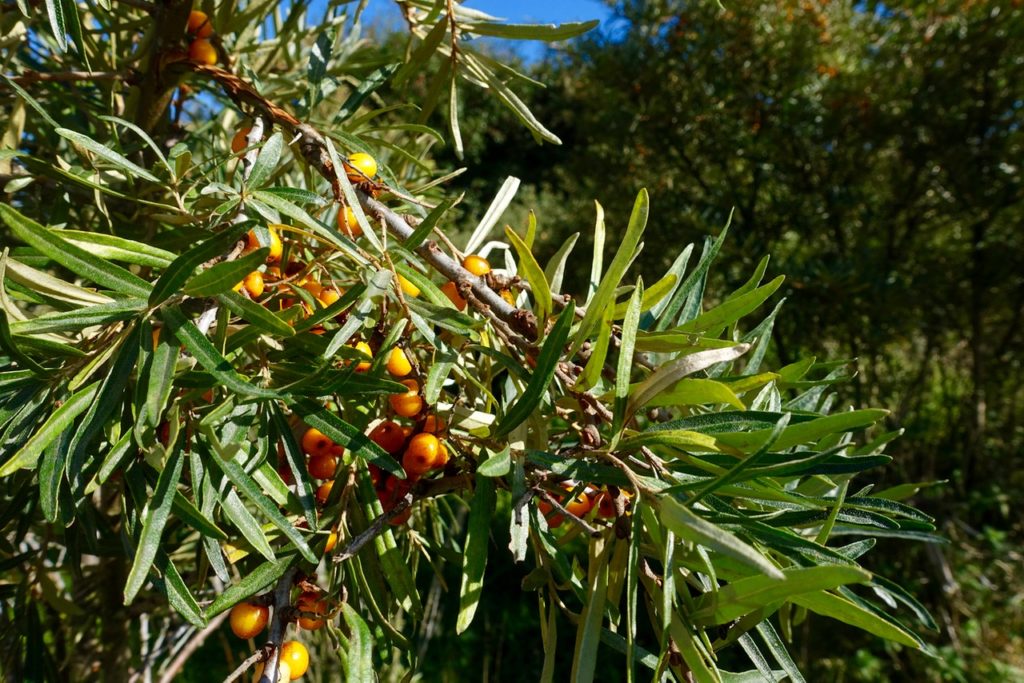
5 70 133 85
256 567 297 683
187 64 539 341
158 612 230 683
332 496 412 563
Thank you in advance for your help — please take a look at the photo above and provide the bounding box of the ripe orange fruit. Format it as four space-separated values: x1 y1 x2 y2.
246 226 283 263
434 440 449 468
389 379 423 418
386 347 412 377
324 528 338 553
301 279 322 299
229 602 269 639
397 274 420 298
345 152 377 182
295 592 327 631
188 38 217 65
563 486 592 517
369 420 405 454
462 254 491 276
318 287 342 307
187 10 213 38
242 271 264 298
421 415 445 434
441 281 466 311
537 498 563 528
279 641 309 680
402 433 440 476
301 427 333 458
337 206 362 238
315 480 334 506
351 341 372 372
231 126 252 154
307 454 337 480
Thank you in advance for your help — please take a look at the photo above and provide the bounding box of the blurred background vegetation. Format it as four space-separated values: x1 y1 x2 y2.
413 0 1023 680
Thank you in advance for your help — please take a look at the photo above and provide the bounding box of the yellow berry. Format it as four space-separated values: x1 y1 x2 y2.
279 641 309 680
229 602 269 640
188 38 217 65
386 347 412 377
346 152 377 182
337 206 362 238
397 274 420 298
462 254 491 276
187 10 214 38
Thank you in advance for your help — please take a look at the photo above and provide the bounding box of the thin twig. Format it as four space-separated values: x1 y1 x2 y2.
332 497 412 563
6 70 131 85
158 612 229 683
222 645 269 683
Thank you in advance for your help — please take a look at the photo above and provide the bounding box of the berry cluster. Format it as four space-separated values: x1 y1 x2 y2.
186 10 218 65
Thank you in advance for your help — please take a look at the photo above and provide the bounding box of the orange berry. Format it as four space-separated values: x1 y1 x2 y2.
324 528 338 553
315 480 334 506
187 10 213 38
462 254 491 276
563 487 592 517
386 347 412 377
400 424 414 439
434 440 449 468
441 281 466 311
351 341 372 372
337 206 362 238
246 226 283 263
279 641 308 680
389 379 423 418
151 327 161 348
301 427 334 458
422 415 445 434
397 274 420 298
345 152 377 182
231 127 251 154
229 602 269 640
307 454 337 480
242 271 264 298
537 498 564 529
188 38 217 65
369 420 406 454
301 279 322 299
296 592 327 631
402 433 440 476
318 288 342 307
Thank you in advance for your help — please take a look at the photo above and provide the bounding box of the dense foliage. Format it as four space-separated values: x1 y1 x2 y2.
0 1 953 681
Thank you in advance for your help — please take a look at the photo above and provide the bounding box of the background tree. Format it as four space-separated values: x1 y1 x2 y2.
437 0 1024 679
0 1 955 682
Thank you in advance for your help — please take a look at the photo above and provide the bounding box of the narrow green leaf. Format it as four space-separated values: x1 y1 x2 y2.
463 19 599 41
10 299 145 336
661 496 783 579
505 225 552 322
144 337 179 428
656 216 731 331
204 438 317 564
270 405 317 530
613 279 644 434
625 344 750 420
342 603 374 683
149 222 251 306
246 131 283 188
0 381 100 476
124 445 184 605
692 566 870 625
162 307 279 399
644 378 745 410
56 128 160 182
100 116 173 177
0 204 151 298
570 536 611 683
790 590 921 648
571 190 648 356
494 305 574 437
44 0 68 50
477 446 511 477
0 310 47 375
714 410 889 452
456 475 496 634
220 488 276 562
217 291 295 337
206 555 297 618
673 276 785 336
402 198 456 250
183 248 267 297
612 274 675 319
544 232 579 295
155 551 207 627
